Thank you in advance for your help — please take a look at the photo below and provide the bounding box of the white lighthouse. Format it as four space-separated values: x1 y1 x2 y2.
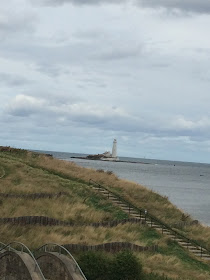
112 139 118 159
101 139 119 161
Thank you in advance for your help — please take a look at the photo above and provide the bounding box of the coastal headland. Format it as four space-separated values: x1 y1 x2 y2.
1 146 210 280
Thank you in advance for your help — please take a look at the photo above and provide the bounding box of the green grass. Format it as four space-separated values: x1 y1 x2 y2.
141 227 162 245
159 239 210 272
87 194 129 220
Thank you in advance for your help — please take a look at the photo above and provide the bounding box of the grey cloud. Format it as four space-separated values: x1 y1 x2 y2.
96 47 141 61
34 0 124 6
0 13 37 38
5 94 136 129
150 63 170 69
35 63 65 78
36 92 82 105
0 73 32 87
74 29 143 61
6 95 210 142
139 0 210 13
0 39 142 78
33 0 210 13
0 40 94 73
6 95 44 117
74 30 105 41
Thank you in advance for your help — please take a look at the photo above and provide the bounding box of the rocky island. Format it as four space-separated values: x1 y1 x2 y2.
71 139 150 164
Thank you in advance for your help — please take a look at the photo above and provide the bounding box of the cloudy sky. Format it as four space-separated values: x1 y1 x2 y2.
1 0 210 163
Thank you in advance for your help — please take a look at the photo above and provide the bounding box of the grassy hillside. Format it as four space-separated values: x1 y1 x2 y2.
0 147 210 280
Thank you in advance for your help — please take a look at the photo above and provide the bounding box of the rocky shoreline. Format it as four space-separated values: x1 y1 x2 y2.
70 156 150 164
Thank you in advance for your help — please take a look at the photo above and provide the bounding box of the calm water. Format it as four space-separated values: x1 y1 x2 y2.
42 151 210 226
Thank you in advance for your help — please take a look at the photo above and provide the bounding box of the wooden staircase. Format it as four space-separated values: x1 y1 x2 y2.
90 179 210 261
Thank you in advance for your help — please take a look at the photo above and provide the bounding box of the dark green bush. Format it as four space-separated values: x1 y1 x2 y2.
78 250 142 280
78 251 111 280
111 250 142 280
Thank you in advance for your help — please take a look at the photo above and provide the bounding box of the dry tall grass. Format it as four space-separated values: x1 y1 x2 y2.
1 149 210 280
0 224 156 249
0 198 113 222
0 222 209 279
2 151 210 247
0 156 123 222
139 253 210 280
31 155 185 222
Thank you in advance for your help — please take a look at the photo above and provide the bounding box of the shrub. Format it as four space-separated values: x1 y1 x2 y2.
78 250 143 280
78 251 111 280
111 250 142 280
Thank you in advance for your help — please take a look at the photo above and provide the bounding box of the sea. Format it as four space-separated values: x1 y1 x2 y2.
41 151 210 227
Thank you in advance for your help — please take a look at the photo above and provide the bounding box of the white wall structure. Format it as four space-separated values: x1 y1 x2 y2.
103 151 112 158
112 139 118 158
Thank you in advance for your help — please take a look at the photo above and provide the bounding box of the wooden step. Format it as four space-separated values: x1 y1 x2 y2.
175 239 188 244
194 252 210 258
116 204 129 208
189 249 203 253
130 214 145 219
92 184 210 261
186 246 199 250
94 188 108 193
151 224 166 230
178 242 194 247
118 204 128 207
114 201 126 205
120 209 133 213
201 256 210 260
162 229 171 233
108 196 118 200
99 191 109 195
129 211 140 215
110 200 122 204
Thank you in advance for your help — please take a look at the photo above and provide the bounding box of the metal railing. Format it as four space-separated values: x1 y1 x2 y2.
89 179 210 258
0 242 46 280
34 243 87 280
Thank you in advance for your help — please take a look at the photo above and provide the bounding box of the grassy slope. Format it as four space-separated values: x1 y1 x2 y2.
32 153 210 246
0 148 210 280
